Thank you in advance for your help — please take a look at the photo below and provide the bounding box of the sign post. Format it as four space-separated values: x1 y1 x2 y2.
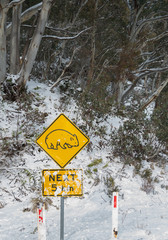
35 113 90 240
112 192 118 239
60 197 64 240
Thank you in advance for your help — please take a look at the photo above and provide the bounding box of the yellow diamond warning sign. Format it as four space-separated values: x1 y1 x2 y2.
36 114 90 168
42 169 83 196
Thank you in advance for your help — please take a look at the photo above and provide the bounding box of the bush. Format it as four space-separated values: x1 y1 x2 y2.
87 158 102 167
140 168 155 194
111 111 166 167
103 175 119 197
152 85 168 146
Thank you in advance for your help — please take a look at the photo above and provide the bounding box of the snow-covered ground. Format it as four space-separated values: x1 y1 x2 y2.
0 80 168 239
1 172 168 240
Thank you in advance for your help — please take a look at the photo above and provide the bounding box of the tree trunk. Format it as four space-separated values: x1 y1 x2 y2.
117 81 124 106
10 4 22 74
87 0 98 86
6 2 42 36
17 0 53 88
0 1 8 84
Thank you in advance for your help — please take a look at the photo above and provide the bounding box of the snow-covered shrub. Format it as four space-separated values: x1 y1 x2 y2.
140 168 155 194
103 175 119 197
111 112 166 167
87 158 103 167
152 85 168 146
31 197 53 213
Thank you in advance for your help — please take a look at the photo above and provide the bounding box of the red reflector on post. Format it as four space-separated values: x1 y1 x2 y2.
38 208 43 223
114 195 117 208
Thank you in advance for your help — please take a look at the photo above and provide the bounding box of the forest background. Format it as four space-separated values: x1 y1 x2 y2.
0 0 168 217
0 0 168 139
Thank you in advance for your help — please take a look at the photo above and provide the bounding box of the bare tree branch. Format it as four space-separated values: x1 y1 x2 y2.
140 78 168 111
42 27 91 40
130 3 145 41
7 0 25 8
134 67 168 75
147 31 168 42
6 2 42 36
71 0 89 25
139 56 164 70
131 14 168 42
50 47 80 91
121 67 168 102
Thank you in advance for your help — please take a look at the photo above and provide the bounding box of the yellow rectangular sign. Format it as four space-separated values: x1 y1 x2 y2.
36 114 90 168
42 169 83 197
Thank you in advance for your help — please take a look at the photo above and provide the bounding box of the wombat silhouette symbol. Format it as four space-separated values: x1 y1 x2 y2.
45 129 79 150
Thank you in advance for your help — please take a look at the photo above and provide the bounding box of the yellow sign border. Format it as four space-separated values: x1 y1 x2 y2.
35 114 90 168
42 169 83 197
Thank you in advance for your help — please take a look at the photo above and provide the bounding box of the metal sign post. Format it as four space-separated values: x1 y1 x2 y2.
60 197 64 240
35 113 89 240
42 169 83 240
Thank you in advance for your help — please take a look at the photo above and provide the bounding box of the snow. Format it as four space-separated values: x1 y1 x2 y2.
0 79 168 239
1 184 168 239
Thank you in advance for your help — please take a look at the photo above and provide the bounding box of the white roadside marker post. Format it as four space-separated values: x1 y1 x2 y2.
112 192 118 239
37 203 46 240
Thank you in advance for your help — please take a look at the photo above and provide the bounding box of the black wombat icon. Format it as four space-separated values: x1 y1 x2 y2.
45 129 79 150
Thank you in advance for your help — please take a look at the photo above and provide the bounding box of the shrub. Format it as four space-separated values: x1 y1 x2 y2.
111 111 166 167
152 85 168 146
103 175 119 197
87 158 102 167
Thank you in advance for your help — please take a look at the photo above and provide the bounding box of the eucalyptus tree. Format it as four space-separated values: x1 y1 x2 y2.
17 0 53 89
0 0 52 99
0 0 91 100
77 0 168 111
0 0 9 84
119 0 168 106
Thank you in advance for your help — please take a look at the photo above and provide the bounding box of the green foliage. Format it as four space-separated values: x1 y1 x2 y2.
94 125 107 137
103 175 119 197
1 134 27 159
141 168 152 179
0 91 49 166
111 111 166 167
140 168 155 194
79 84 115 118
87 158 102 167
85 168 92 177
133 162 142 175
103 162 109 169
23 0 41 9
152 85 168 146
